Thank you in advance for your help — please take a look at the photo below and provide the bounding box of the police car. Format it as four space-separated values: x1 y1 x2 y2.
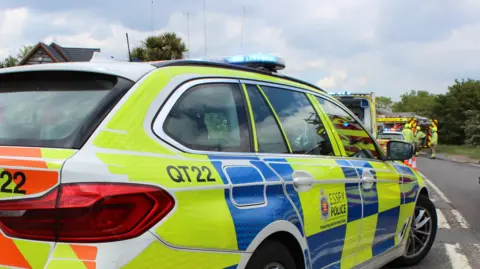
377 131 406 153
0 54 437 269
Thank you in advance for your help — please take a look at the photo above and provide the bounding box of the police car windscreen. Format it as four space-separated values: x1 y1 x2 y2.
0 71 118 148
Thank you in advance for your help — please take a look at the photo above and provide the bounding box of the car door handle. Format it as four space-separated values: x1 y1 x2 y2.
292 171 315 192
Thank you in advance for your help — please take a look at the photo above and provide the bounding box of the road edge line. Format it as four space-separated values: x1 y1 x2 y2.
445 243 472 269
436 209 451 229
451 209 470 229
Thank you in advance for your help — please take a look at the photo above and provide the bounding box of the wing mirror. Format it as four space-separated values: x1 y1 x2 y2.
386 140 414 161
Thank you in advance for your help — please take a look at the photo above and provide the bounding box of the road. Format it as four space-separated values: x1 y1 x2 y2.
392 157 480 269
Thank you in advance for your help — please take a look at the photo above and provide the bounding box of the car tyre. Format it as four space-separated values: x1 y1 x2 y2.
389 194 437 267
245 240 297 269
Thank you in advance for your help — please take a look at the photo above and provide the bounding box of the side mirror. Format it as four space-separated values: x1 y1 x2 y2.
386 140 414 161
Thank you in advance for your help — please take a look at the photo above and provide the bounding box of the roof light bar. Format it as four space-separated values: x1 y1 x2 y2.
329 91 352 96
189 53 286 72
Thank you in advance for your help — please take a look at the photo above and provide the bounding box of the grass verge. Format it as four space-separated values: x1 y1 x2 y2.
436 144 480 160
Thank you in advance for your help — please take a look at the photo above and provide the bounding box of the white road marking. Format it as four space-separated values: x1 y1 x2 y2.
451 209 470 229
445 243 472 269
422 174 451 203
436 209 451 229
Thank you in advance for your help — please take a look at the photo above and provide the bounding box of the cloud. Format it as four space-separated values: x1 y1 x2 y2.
1 1 480 99
0 8 29 58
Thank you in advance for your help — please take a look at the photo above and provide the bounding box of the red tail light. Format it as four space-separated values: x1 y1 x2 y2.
0 183 174 243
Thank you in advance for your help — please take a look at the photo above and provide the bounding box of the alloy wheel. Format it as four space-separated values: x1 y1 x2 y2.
405 206 433 258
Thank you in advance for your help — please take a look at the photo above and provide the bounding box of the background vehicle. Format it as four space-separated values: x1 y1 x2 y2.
329 91 378 139
377 131 405 152
377 113 439 148
0 55 436 269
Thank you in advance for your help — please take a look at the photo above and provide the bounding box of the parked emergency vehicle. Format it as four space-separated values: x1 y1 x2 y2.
377 114 439 148
329 92 378 139
0 54 436 269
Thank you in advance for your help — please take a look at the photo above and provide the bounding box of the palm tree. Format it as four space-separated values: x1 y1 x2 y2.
131 32 187 61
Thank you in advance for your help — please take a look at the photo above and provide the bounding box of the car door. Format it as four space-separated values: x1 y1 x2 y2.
246 83 363 269
315 96 410 266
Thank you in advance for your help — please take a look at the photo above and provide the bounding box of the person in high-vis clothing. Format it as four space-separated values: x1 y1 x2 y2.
430 127 438 158
402 124 414 143
414 126 426 156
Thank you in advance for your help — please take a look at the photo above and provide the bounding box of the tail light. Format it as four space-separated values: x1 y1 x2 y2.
0 183 174 243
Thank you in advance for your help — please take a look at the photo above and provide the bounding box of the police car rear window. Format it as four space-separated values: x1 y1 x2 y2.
0 71 124 149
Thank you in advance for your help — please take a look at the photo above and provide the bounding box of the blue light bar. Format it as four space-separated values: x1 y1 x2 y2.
189 54 286 71
224 54 286 71
328 91 352 96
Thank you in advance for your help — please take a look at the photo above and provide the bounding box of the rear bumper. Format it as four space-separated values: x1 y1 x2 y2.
2 231 245 269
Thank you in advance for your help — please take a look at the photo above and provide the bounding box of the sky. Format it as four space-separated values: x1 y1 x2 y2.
1 0 480 99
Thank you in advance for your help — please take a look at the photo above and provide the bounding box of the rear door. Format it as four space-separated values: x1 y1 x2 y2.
0 70 133 269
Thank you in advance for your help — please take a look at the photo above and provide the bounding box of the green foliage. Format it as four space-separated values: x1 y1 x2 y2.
131 32 187 61
392 90 437 116
0 55 18 68
436 144 480 160
17 45 34 61
464 110 480 146
376 96 393 111
432 79 480 145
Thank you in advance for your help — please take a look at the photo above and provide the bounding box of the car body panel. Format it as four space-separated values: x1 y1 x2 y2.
0 62 429 269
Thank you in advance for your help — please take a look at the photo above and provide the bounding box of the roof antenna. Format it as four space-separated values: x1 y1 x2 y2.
126 33 132 62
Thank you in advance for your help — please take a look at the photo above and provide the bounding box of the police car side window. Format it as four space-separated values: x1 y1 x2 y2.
262 86 334 156
164 83 251 152
245 85 289 153
317 97 380 159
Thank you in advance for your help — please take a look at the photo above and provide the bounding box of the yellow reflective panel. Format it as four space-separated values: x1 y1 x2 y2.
396 203 415 245
369 162 401 213
41 148 77 170
14 240 51 269
341 219 361 269
355 214 378 264
286 158 347 237
122 240 241 269
51 244 77 259
156 189 238 250
94 69 175 154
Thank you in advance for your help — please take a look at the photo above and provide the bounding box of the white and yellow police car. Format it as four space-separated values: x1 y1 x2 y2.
0 54 436 269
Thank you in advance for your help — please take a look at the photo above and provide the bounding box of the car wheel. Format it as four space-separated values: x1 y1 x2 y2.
389 194 437 267
246 240 297 269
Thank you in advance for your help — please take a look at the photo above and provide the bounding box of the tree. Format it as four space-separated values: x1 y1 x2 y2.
376 96 394 111
392 90 437 116
464 110 480 147
131 32 187 61
17 45 34 61
0 55 18 68
432 79 480 145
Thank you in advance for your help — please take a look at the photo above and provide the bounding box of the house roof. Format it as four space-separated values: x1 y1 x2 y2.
43 44 66 62
63 47 101 62
18 42 101 65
